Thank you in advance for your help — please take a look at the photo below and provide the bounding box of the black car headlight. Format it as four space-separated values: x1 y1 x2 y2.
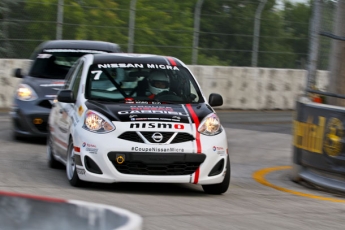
198 113 222 136
82 110 115 133
16 84 38 101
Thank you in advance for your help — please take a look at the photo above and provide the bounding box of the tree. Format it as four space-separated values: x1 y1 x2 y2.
0 0 21 58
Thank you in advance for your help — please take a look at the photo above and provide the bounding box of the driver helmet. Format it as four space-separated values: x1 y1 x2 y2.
148 70 170 95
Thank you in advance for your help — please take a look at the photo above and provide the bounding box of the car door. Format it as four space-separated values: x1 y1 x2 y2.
54 60 84 159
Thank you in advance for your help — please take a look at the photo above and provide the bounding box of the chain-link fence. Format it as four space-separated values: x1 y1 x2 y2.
318 0 337 71
1 0 311 69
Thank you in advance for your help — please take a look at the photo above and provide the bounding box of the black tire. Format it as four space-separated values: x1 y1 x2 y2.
202 156 231 195
66 139 85 187
47 132 61 169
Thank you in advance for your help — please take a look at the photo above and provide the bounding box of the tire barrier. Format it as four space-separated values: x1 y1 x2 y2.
0 190 142 230
291 96 345 193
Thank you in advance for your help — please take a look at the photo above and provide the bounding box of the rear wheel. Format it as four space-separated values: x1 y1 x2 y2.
202 156 231 195
66 139 84 187
47 132 60 168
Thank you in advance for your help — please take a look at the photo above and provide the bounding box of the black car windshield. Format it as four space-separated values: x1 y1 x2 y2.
85 63 204 104
29 49 107 79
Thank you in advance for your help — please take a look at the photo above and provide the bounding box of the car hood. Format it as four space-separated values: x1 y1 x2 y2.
21 76 65 99
85 100 214 124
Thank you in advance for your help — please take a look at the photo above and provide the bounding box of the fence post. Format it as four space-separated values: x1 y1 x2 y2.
192 0 204 65
56 0 64 40
128 0 137 53
305 0 322 94
251 0 267 67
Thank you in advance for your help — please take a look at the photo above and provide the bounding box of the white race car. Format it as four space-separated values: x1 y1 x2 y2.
48 53 230 194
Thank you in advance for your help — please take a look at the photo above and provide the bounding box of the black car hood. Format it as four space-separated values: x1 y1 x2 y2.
22 76 65 99
85 100 214 123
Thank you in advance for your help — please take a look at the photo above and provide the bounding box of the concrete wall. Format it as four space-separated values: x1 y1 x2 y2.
0 59 329 110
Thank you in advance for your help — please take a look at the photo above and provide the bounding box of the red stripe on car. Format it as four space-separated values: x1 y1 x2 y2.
166 57 177 66
186 104 201 184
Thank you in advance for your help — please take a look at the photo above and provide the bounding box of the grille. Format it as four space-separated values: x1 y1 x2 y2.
115 162 201 175
118 131 194 144
108 152 206 176
171 133 195 143
118 132 144 143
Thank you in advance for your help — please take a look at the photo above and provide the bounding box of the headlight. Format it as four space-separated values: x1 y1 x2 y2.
82 110 115 133
16 84 38 101
198 113 222 136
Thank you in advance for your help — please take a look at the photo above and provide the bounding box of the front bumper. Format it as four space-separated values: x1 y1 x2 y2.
72 128 229 185
11 99 52 138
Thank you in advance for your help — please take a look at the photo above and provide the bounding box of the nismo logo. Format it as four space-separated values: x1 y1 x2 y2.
293 116 326 154
130 123 184 129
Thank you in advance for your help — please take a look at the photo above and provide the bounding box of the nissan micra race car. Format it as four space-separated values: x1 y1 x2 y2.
48 53 230 194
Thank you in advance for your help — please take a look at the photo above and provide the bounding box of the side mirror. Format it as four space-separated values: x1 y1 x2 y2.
208 93 223 107
57 90 76 103
14 68 23 78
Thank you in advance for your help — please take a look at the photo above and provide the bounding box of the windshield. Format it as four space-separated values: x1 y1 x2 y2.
29 49 107 79
85 63 204 104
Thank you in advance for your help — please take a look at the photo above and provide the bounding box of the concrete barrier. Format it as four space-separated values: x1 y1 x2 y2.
0 190 142 230
0 59 329 110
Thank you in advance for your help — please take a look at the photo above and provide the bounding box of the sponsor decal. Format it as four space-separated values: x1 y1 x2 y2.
44 49 106 53
131 147 184 153
213 146 225 155
324 118 343 157
37 53 52 59
119 106 187 116
78 105 84 116
130 106 173 111
132 118 148 121
130 123 184 129
40 81 65 87
76 168 86 175
133 100 161 104
97 63 179 71
82 143 98 153
82 143 96 147
86 147 98 154
293 116 326 154
125 98 135 104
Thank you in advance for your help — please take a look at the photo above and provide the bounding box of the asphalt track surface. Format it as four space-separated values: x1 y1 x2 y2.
1 110 345 230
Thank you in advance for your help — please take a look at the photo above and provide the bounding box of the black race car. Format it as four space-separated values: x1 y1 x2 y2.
11 40 121 139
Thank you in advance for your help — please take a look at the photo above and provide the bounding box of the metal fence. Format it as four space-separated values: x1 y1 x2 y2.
1 0 312 68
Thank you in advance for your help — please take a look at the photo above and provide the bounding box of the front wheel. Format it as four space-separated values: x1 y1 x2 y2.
66 139 84 187
202 156 231 195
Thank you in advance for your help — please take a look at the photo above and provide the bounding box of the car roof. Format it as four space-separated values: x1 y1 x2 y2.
90 53 184 66
30 40 121 58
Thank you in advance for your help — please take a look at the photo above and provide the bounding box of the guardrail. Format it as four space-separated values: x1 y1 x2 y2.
0 190 142 230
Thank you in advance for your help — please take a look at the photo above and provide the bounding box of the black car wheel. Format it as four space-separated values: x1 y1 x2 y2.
202 156 231 195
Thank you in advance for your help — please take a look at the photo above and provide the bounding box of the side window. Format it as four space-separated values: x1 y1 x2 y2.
71 62 84 98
